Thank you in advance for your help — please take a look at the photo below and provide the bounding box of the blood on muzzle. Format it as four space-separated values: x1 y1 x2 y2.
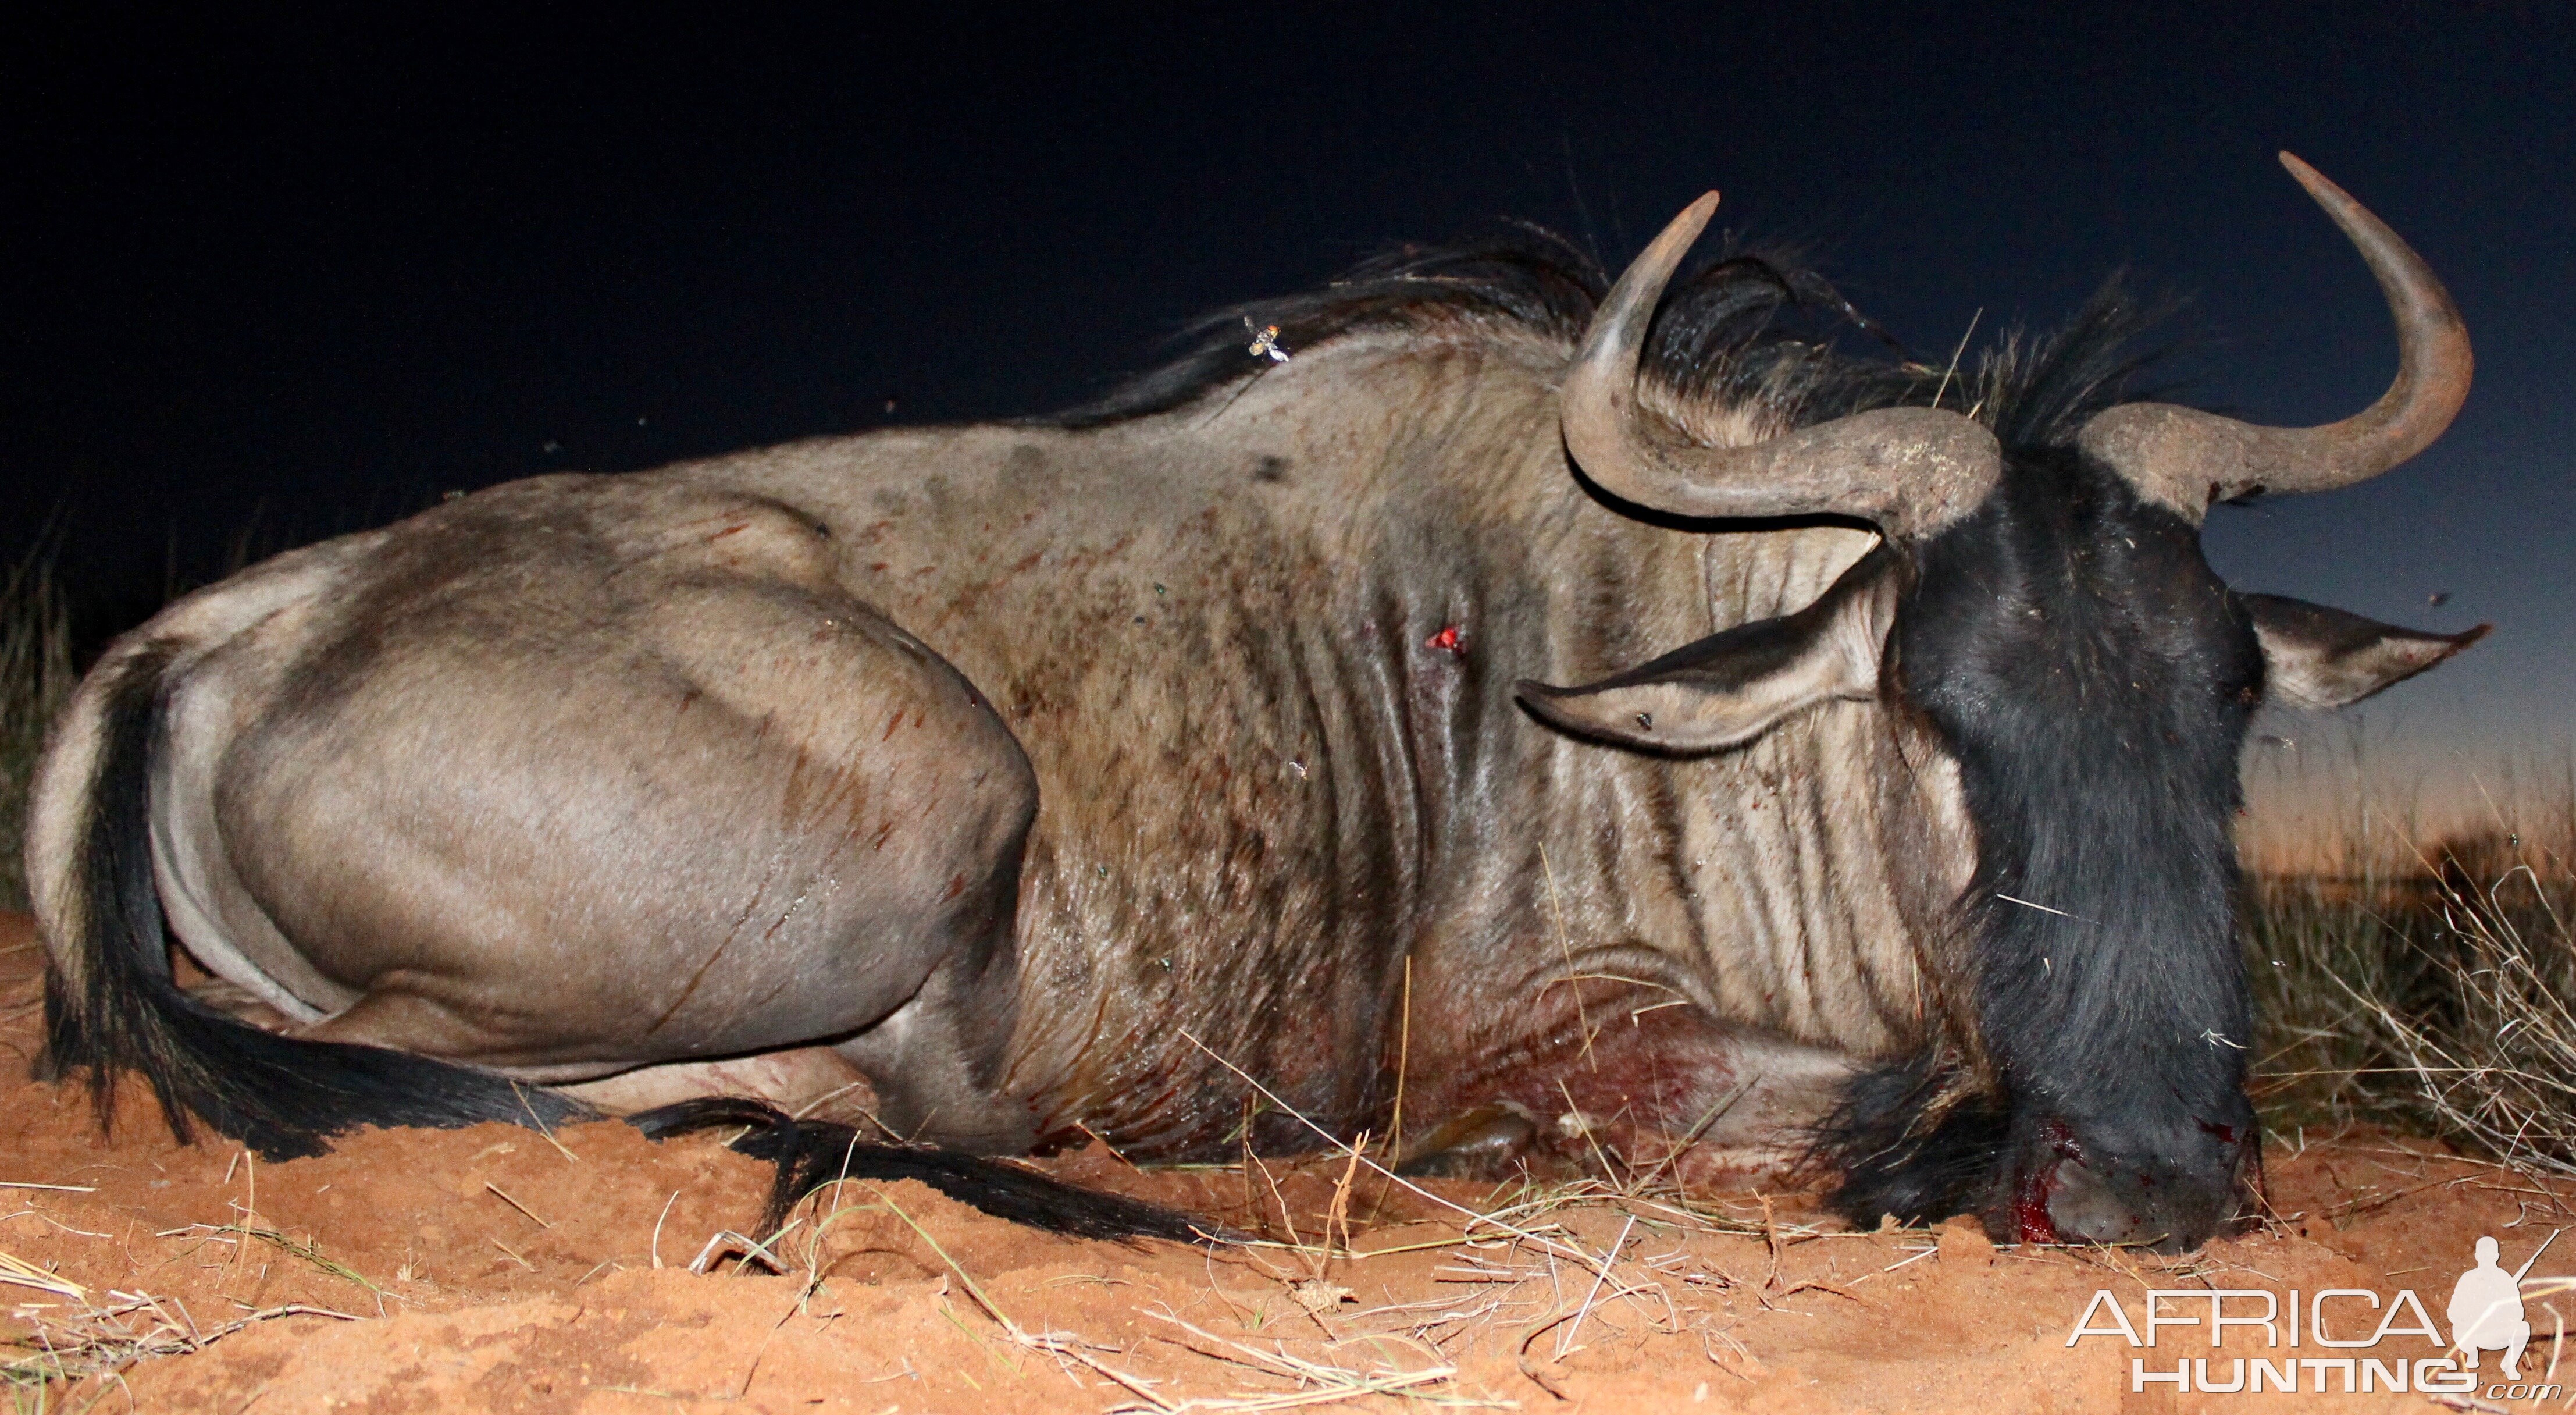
2014 1116 2257 1252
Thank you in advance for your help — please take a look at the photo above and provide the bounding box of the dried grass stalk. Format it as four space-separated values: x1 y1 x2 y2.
0 546 74 913
3 1278 354 1392
2249 772 2576 1178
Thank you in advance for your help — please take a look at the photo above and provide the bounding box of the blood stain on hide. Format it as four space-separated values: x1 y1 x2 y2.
1424 624 1463 656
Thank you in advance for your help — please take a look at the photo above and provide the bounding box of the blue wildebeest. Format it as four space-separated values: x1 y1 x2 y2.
29 155 2479 1250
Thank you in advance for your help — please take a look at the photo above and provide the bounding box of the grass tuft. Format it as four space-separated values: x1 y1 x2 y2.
0 549 74 913
1 1240 356 1396
2249 767 2576 1178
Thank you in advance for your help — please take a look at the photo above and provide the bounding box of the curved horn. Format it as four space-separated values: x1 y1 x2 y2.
1560 193 2000 537
2078 152 2472 515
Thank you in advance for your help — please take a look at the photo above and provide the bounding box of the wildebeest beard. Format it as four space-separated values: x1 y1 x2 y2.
1825 446 2265 1249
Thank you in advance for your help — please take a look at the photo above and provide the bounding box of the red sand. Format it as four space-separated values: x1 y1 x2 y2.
5 910 2569 1413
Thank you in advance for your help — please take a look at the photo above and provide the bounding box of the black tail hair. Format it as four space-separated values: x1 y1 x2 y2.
1804 1052 2011 1228
42 642 593 1161
630 1098 1227 1245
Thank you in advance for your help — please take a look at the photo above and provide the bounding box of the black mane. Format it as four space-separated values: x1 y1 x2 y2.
1051 218 2187 453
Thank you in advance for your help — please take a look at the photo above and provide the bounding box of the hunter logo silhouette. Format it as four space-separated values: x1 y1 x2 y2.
2450 1231 2556 1379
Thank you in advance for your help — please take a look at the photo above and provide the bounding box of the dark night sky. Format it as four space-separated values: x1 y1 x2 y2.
6 5 2569 809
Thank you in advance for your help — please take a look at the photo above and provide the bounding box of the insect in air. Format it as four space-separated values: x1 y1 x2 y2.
1243 317 1290 363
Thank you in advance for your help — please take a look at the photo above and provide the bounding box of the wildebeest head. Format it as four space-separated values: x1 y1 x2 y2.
1519 155 2481 1250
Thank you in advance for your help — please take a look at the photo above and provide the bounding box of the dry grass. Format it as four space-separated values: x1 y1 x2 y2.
2 1245 355 1407
723 1033 1798 1413
2334 822 2574 1174
0 548 74 914
1 1145 396 1407
2249 767 2576 1180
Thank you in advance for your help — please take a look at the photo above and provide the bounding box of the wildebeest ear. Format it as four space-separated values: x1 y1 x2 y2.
1516 550 1896 752
2242 592 2489 710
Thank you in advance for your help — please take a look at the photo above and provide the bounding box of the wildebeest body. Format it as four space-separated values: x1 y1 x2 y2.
31 157 2482 1249
95 339 1912 1158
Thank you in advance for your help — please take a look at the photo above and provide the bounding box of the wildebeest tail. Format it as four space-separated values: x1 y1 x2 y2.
630 1098 1229 1245
41 641 592 1161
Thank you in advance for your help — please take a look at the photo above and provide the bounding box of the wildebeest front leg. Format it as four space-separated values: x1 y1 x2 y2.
1396 995 1855 1181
